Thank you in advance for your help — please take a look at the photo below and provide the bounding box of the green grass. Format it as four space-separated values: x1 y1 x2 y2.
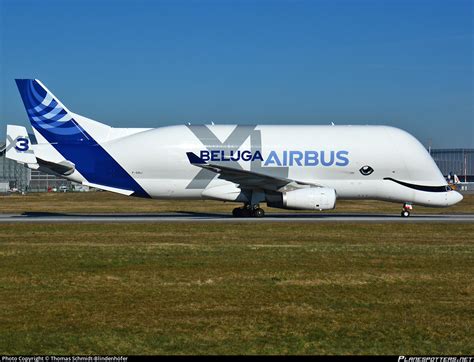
0 223 473 355
1 191 473 214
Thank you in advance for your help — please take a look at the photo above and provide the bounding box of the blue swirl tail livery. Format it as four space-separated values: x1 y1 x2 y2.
15 79 104 145
6 79 463 212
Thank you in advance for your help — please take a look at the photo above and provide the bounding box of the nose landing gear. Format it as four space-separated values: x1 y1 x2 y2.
232 204 265 218
401 203 413 217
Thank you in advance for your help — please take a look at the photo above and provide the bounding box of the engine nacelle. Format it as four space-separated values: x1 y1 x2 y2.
272 187 336 210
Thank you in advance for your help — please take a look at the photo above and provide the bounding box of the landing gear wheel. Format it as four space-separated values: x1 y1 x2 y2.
241 208 252 218
232 208 242 217
232 206 265 218
401 203 413 217
401 210 410 217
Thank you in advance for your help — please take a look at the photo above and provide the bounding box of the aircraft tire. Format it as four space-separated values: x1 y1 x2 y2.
241 208 252 218
253 208 265 218
401 210 410 217
232 208 243 217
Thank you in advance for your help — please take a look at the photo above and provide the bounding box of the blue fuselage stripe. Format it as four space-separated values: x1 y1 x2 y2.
35 127 150 198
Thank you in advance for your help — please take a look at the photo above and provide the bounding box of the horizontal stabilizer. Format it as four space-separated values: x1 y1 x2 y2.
36 157 75 176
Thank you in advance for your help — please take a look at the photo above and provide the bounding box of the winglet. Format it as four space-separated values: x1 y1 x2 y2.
186 152 207 165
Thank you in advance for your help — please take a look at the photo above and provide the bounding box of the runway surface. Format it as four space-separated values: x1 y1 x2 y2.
0 212 473 223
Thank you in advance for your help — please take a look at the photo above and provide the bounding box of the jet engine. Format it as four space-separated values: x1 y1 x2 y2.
267 187 337 210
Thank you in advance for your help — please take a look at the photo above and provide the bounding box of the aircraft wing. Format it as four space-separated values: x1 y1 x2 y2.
186 152 319 191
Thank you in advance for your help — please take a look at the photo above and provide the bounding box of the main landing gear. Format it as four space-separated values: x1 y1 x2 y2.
232 204 265 218
401 203 413 217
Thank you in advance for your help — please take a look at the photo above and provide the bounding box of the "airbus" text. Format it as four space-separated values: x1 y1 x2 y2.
199 150 349 166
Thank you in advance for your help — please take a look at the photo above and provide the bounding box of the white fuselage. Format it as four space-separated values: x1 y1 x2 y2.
58 124 462 207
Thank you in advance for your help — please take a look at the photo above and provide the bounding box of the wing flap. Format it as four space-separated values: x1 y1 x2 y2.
186 152 319 191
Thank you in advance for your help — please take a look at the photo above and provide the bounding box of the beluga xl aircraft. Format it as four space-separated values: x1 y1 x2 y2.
5 79 463 217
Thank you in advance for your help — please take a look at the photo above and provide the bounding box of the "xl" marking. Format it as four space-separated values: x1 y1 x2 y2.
185 125 289 189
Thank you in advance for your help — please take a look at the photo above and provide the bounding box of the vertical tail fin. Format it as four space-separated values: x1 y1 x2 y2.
14 79 150 198
5 125 38 166
15 79 93 144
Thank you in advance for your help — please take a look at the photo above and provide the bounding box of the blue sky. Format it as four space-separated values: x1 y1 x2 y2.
0 0 472 147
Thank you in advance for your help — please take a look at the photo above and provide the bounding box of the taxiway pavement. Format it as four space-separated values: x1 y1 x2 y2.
0 212 472 223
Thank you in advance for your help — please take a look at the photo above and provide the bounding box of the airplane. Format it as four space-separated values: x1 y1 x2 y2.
5 79 463 217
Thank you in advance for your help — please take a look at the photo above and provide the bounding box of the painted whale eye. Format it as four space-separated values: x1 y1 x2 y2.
359 165 374 176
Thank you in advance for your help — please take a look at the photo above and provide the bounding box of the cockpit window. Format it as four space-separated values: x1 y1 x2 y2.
446 185 453 191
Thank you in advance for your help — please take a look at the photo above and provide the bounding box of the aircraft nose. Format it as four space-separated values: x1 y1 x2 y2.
448 191 463 206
